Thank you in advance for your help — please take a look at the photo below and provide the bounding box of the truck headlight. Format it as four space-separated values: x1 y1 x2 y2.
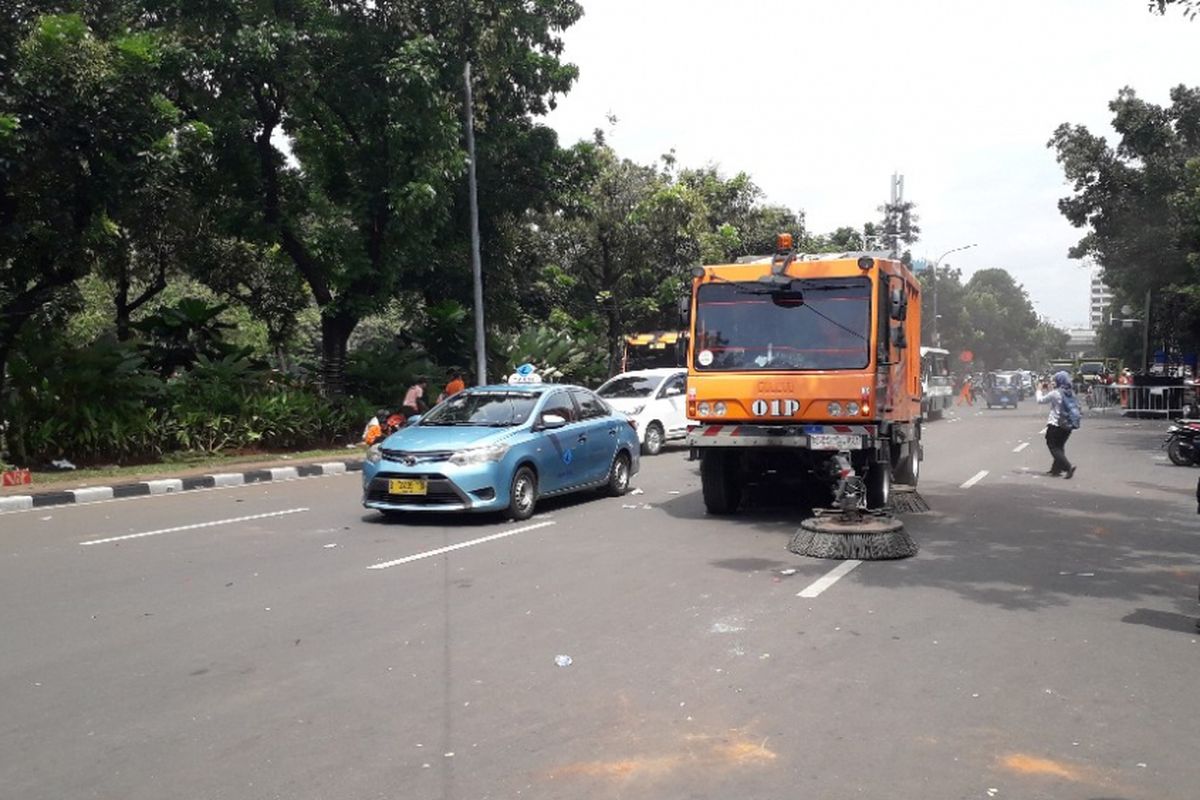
714 402 727 416
698 402 711 416
827 402 843 417
846 402 860 416
448 443 510 466
366 445 383 465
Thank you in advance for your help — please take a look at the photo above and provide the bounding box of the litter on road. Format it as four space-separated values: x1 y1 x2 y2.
554 655 572 667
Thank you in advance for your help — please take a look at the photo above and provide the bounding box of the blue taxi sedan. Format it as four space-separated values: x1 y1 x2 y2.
362 383 641 520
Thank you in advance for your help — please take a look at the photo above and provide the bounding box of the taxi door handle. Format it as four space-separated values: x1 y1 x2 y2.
578 434 588 443
608 428 618 436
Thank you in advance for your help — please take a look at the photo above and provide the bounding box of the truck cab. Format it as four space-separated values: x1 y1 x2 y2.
686 236 923 513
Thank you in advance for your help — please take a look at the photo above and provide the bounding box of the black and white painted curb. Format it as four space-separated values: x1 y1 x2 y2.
0 460 364 514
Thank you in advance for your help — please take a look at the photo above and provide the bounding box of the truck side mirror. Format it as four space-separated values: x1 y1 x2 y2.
890 287 907 321
677 296 690 327
892 324 907 349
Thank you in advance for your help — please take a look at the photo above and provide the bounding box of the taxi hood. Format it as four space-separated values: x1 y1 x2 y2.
382 424 518 452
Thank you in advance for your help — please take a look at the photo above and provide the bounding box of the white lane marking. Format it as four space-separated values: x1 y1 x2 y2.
960 470 989 489
797 560 863 598
1013 442 1030 453
367 520 556 570
80 508 309 546
1038 426 1047 435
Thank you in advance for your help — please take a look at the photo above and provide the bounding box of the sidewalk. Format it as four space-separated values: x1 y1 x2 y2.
0 452 365 513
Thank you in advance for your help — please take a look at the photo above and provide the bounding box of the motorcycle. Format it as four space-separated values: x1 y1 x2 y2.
1164 418 1200 466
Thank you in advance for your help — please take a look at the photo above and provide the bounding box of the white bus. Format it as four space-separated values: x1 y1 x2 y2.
920 346 953 420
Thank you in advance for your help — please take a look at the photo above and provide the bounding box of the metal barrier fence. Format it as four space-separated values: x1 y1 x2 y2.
1086 384 1195 417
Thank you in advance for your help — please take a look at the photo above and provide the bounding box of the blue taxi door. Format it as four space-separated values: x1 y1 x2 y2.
532 390 586 493
570 388 618 483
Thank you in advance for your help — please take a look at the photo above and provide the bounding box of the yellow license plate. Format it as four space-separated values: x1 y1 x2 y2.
388 479 427 496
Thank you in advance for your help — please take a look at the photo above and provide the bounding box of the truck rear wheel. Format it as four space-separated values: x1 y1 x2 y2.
866 460 891 509
700 450 742 515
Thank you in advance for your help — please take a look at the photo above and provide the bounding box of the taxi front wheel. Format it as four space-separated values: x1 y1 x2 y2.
508 466 538 521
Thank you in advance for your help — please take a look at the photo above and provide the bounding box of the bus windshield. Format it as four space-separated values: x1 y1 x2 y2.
693 278 872 371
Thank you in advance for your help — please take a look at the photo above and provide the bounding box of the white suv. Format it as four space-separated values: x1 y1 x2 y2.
596 368 688 455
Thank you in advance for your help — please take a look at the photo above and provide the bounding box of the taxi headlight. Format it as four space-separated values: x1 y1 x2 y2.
698 401 712 416
714 402 727 416
366 444 383 465
448 443 510 466
827 402 843 417
846 402 860 416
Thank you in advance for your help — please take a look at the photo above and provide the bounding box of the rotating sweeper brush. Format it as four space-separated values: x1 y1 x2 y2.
788 466 919 560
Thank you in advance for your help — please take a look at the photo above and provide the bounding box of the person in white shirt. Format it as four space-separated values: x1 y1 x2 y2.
1036 371 1076 479
402 377 428 416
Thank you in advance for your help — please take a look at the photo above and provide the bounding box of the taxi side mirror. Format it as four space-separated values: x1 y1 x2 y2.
540 413 568 430
664 386 684 397
406 415 422 427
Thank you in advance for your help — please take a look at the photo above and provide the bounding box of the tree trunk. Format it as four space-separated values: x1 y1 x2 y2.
115 268 132 342
319 312 357 397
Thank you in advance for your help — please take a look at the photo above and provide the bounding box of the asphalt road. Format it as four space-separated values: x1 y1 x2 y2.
2 400 1199 800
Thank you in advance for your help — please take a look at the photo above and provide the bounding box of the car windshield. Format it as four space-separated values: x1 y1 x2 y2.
693 278 871 371
420 391 541 427
597 376 660 398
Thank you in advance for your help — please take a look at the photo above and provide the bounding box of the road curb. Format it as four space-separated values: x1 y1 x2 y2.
0 460 364 514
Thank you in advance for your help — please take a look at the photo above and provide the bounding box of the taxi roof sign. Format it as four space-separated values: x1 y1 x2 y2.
508 363 542 384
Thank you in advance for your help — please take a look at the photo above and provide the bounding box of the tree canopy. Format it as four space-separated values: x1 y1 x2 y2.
1049 84 1200 358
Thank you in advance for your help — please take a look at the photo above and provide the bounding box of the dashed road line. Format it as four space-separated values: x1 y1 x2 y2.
367 520 557 570
960 470 989 489
1038 426 1047 435
1013 442 1030 453
797 559 863 598
80 508 310 546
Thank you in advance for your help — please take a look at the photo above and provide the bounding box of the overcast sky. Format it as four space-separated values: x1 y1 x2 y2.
543 0 1199 328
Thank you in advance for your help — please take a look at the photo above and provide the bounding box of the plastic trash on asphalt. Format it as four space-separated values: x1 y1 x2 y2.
554 655 573 667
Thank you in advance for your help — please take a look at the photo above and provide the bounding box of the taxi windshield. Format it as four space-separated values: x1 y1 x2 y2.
421 391 541 427
597 376 660 398
693 278 871 371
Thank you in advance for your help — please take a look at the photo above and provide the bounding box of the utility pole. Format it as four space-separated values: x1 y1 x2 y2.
464 63 487 385
1141 288 1152 373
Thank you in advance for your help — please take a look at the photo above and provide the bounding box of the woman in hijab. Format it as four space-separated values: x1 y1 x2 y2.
1036 370 1077 479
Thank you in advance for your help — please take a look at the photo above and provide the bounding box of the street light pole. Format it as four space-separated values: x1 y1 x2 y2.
464 63 487 385
930 243 977 348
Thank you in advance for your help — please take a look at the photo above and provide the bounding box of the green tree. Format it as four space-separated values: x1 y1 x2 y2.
1 13 183 424
960 269 1040 369
1151 1 1199 18
163 0 582 393
1049 85 1200 357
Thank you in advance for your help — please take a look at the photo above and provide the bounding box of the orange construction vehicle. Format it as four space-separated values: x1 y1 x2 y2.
686 235 923 514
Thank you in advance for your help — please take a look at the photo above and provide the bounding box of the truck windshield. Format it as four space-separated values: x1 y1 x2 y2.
693 278 872 371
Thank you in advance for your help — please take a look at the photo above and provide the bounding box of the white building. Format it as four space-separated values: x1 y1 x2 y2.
1089 267 1114 329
